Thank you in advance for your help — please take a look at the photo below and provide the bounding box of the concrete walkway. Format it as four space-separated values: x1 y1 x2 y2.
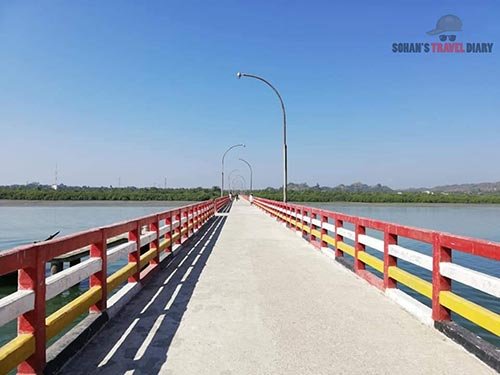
62 200 494 375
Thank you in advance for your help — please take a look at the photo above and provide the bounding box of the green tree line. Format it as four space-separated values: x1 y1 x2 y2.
1 185 500 204
253 189 500 204
0 185 221 201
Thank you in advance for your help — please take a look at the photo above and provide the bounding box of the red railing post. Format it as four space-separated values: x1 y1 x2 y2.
296 206 301 232
149 215 160 266
335 217 344 257
432 233 452 321
128 222 141 283
285 203 290 227
197 205 201 229
90 229 107 312
310 209 318 245
17 252 46 374
290 206 296 231
181 209 188 243
174 211 181 246
301 207 307 237
166 212 173 254
194 205 200 230
191 207 196 234
320 213 328 248
310 209 315 242
383 228 397 289
354 220 366 272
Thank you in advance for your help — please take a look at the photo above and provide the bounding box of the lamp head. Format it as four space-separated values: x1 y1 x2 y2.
236 72 242 79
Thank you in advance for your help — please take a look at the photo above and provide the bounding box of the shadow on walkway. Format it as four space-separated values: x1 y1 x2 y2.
61 204 231 374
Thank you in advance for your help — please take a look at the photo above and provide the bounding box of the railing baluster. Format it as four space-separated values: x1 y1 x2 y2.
354 221 366 272
182 209 188 243
150 215 160 267
17 251 46 374
300 207 306 238
194 206 200 231
128 222 141 283
432 233 452 321
188 207 193 237
166 213 173 255
90 229 107 312
383 229 397 289
320 212 328 248
335 217 344 258
174 211 181 246
310 209 317 245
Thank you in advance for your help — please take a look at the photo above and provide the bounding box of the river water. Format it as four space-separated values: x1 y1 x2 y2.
0 201 498 347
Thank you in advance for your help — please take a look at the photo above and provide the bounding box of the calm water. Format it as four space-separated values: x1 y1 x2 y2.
0 201 189 347
0 202 498 347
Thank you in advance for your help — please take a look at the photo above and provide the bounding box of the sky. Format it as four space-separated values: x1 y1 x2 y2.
0 1 499 189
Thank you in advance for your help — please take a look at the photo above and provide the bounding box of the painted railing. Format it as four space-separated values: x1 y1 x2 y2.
252 197 499 368
0 196 230 375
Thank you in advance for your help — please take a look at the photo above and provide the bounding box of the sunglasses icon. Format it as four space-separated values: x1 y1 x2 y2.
439 35 456 42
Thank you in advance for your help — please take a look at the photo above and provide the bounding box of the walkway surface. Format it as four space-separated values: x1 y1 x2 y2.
62 200 494 375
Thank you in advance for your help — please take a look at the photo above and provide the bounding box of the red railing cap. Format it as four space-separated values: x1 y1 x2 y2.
255 197 500 259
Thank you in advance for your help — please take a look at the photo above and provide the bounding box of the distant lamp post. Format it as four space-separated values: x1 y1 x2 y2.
228 169 239 192
221 144 245 196
239 158 253 193
232 175 247 192
236 72 287 202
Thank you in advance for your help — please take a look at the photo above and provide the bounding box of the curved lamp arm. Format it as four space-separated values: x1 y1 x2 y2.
236 72 287 202
221 143 245 196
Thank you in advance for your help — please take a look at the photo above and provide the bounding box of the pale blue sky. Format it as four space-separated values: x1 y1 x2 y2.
1 1 499 189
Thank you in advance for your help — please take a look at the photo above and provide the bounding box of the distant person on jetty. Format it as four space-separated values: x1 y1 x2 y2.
249 194 254 205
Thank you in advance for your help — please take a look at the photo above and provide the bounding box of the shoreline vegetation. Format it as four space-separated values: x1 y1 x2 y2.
1 185 500 204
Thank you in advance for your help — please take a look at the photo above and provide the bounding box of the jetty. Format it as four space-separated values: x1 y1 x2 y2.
0 197 498 374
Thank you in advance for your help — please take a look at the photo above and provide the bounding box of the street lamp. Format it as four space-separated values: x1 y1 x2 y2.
221 144 245 196
239 158 253 193
232 175 247 192
228 169 239 192
236 72 287 202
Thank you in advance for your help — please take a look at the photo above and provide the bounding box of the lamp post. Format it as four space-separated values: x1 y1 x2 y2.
228 169 239 192
232 175 247 192
221 144 245 196
239 158 253 193
236 72 287 202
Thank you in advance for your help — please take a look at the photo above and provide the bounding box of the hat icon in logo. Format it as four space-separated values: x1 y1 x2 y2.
427 14 462 35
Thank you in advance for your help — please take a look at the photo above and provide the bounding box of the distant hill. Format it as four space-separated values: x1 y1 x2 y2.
287 182 393 193
409 182 500 193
